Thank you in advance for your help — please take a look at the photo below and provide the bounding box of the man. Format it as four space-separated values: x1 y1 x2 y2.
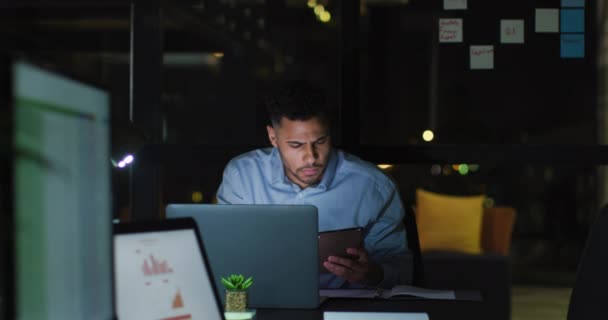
216 80 411 289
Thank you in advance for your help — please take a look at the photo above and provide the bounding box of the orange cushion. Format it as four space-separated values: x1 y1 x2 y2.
415 189 484 254
481 206 516 255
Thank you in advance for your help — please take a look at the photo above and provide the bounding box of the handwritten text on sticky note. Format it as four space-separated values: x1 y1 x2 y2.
470 45 494 69
501 19 524 43
439 19 463 43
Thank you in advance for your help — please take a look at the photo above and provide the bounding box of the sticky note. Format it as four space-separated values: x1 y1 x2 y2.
561 0 584 7
535 8 559 33
561 33 584 58
439 18 463 43
500 19 524 44
470 45 494 69
444 0 467 10
561 9 585 32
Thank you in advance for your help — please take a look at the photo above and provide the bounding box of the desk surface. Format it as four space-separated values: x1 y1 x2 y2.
256 298 489 320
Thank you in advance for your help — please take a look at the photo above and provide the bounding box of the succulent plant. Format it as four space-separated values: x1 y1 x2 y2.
220 274 254 291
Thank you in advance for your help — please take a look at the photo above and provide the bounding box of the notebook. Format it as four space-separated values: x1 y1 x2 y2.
166 204 322 309
113 217 224 320
319 285 456 300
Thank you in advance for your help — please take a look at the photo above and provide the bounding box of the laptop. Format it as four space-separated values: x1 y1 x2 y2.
166 204 322 309
113 217 224 320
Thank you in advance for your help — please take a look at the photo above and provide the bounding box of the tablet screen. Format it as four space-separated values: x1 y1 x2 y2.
318 228 364 273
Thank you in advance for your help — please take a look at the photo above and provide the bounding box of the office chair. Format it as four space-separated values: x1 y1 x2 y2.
404 205 425 286
567 204 608 320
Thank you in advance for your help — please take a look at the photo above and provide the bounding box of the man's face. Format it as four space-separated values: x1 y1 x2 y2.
267 117 332 189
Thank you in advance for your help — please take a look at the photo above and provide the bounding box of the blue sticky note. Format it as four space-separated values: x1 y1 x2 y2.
561 0 584 7
561 34 585 58
561 9 585 32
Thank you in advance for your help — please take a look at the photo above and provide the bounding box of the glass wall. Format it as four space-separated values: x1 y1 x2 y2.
0 2 133 216
158 0 343 206
152 1 605 288
359 0 597 146
160 0 342 146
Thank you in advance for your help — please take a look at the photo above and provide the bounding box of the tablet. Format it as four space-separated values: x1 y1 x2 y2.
318 227 364 273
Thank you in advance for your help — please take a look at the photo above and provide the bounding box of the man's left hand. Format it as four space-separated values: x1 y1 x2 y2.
323 247 383 286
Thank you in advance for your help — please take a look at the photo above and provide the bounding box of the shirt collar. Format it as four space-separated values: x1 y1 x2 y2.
270 147 284 185
318 149 337 190
269 147 338 191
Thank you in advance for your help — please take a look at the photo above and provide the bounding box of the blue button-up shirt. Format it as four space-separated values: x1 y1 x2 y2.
216 147 412 288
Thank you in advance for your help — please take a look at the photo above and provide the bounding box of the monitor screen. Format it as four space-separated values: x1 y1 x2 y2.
13 61 112 319
114 228 223 320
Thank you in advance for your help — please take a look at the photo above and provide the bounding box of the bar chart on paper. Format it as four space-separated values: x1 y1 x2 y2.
142 253 174 276
114 230 215 320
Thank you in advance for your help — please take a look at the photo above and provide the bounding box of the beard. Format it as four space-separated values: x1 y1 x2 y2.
292 164 325 186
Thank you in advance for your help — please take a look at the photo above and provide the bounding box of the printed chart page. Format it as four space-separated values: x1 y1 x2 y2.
114 230 220 320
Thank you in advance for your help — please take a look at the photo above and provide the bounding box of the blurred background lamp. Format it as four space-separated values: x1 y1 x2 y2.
113 154 135 169
122 154 134 164
111 122 149 169
192 191 204 203
314 4 324 15
422 130 434 142
430 164 442 175
458 164 469 175
319 11 331 22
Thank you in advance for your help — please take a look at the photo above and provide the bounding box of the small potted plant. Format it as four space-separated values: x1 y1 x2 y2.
221 274 254 312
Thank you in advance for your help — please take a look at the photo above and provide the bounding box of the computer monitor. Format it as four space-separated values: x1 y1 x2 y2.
12 60 112 319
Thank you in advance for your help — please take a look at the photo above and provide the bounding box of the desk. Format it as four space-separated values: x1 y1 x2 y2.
256 298 489 320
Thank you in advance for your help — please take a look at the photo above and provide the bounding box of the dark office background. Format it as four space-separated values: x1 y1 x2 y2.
2 0 608 317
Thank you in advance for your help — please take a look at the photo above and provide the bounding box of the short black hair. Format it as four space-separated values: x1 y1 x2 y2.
265 80 331 127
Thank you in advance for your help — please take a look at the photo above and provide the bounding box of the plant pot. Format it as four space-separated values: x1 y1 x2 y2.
225 290 248 312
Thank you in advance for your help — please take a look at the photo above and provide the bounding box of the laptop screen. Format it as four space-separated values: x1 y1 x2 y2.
114 224 223 320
